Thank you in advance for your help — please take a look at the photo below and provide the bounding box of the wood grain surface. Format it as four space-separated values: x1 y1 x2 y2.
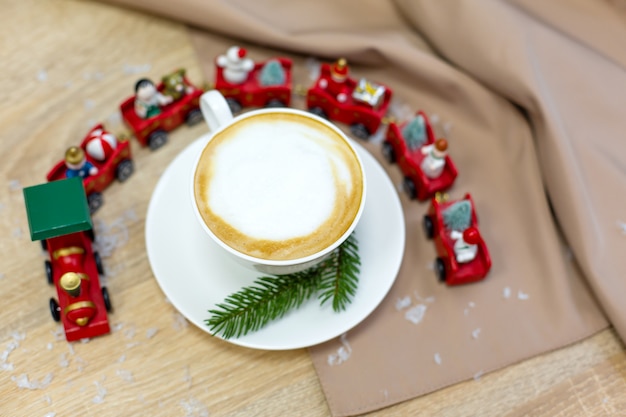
1 0 625 416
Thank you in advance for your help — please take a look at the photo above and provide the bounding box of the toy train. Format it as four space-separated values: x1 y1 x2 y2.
23 46 492 343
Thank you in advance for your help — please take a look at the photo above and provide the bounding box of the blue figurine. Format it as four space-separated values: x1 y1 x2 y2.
64 146 98 179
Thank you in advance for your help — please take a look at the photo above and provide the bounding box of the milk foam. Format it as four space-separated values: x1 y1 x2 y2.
194 112 363 260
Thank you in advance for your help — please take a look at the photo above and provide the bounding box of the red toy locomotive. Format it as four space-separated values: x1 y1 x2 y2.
23 177 112 341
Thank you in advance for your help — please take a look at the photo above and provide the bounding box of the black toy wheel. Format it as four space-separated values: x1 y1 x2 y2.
382 141 396 164
148 130 168 151
94 251 105 276
50 298 61 322
226 98 242 114
185 108 204 126
45 260 53 285
308 106 328 120
423 215 434 239
265 99 285 108
40 239 48 251
350 123 370 140
115 159 134 182
402 177 417 200
102 287 113 312
435 257 447 283
88 192 104 214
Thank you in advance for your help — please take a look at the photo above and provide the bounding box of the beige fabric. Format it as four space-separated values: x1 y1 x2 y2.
97 0 625 415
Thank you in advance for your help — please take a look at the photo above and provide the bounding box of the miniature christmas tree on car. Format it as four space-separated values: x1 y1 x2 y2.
259 60 286 86
402 114 427 150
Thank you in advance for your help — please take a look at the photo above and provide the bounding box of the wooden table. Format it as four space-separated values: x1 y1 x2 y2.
2 1 625 415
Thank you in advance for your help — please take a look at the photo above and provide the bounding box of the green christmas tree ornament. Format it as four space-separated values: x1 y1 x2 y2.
442 200 472 231
259 60 286 86
402 114 427 150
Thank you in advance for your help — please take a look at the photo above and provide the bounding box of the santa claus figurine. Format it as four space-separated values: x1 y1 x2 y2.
216 46 254 84
64 146 98 179
318 58 350 103
450 226 481 264
420 138 448 179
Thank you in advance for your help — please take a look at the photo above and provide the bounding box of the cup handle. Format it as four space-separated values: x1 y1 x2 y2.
200 90 233 132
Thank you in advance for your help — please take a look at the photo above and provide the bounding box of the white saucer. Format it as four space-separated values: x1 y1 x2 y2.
145 136 405 350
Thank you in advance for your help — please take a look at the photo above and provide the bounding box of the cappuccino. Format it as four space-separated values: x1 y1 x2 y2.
193 111 364 261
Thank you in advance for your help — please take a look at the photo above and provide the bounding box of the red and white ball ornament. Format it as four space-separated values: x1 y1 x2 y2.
86 128 117 161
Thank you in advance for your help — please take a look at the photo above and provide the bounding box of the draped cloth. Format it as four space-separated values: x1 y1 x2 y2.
99 0 625 414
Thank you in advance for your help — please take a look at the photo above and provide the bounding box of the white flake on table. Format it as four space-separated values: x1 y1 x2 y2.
43 413 56 417
37 69 48 82
473 370 484 381
80 338 90 344
84 99 95 110
434 353 442 365
617 221 626 235
93 215 130 258
503 287 512 299
9 179 22 190
405 304 427 324
183 366 192 388
59 353 69 368
117 354 126 363
395 296 412 310
116 369 134 383
42 395 52 405
124 326 136 339
327 333 352 366
180 397 209 417
173 313 189 330
517 291 530 300
146 328 159 339
123 63 152 75
471 328 481 340
12 372 53 389
92 378 107 404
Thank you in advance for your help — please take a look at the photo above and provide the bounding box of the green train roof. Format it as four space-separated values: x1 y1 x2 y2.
23 177 93 241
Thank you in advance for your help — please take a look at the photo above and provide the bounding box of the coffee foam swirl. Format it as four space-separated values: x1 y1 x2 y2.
194 112 363 261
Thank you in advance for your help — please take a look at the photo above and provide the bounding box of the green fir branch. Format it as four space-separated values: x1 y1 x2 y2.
206 234 361 339
317 234 361 312
205 268 323 339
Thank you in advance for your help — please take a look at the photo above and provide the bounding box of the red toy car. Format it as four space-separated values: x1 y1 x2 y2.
306 60 393 139
23 177 112 342
423 193 491 286
120 73 203 150
215 57 292 113
382 111 458 201
46 124 134 213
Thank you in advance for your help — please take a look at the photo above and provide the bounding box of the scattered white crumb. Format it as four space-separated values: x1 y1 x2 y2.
106 111 123 126
126 342 141 349
395 296 412 311
37 69 48 82
430 114 440 124
94 72 104 80
183 366 192 388
12 373 53 390
47 343 53 350
0 273 4 279
9 179 21 190
518 291 530 300
146 327 159 339
468 302 476 308
80 338 90 344
43 413 56 417
327 333 352 366
434 353 442 365
472 328 481 340
503 287 512 299
93 217 130 258
42 395 52 405
84 99 96 110
92 379 107 404
173 313 189 331
13 227 22 238
473 370 484 381
68 344 75 355
180 396 209 417
617 221 626 235
116 369 134 383
12 332 25 341
117 354 126 363
123 63 152 75
51 327 64 341
59 353 69 368
603 397 609 404
405 304 427 324
414 292 435 303
124 326 136 339
382 389 389 399
112 322 124 332
388 98 414 122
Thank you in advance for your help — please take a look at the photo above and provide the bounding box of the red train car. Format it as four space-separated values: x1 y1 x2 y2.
215 57 292 113
120 75 203 150
423 193 491 286
382 111 458 201
47 124 133 213
306 61 392 139
23 177 112 342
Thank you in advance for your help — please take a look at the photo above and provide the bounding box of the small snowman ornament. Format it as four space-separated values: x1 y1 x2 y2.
217 46 254 84
420 138 448 179
450 226 481 264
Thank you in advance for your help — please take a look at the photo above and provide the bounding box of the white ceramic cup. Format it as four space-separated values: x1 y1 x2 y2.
190 90 367 275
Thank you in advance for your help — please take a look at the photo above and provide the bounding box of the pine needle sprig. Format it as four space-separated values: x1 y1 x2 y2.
206 234 361 339
317 234 361 312
205 267 322 339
